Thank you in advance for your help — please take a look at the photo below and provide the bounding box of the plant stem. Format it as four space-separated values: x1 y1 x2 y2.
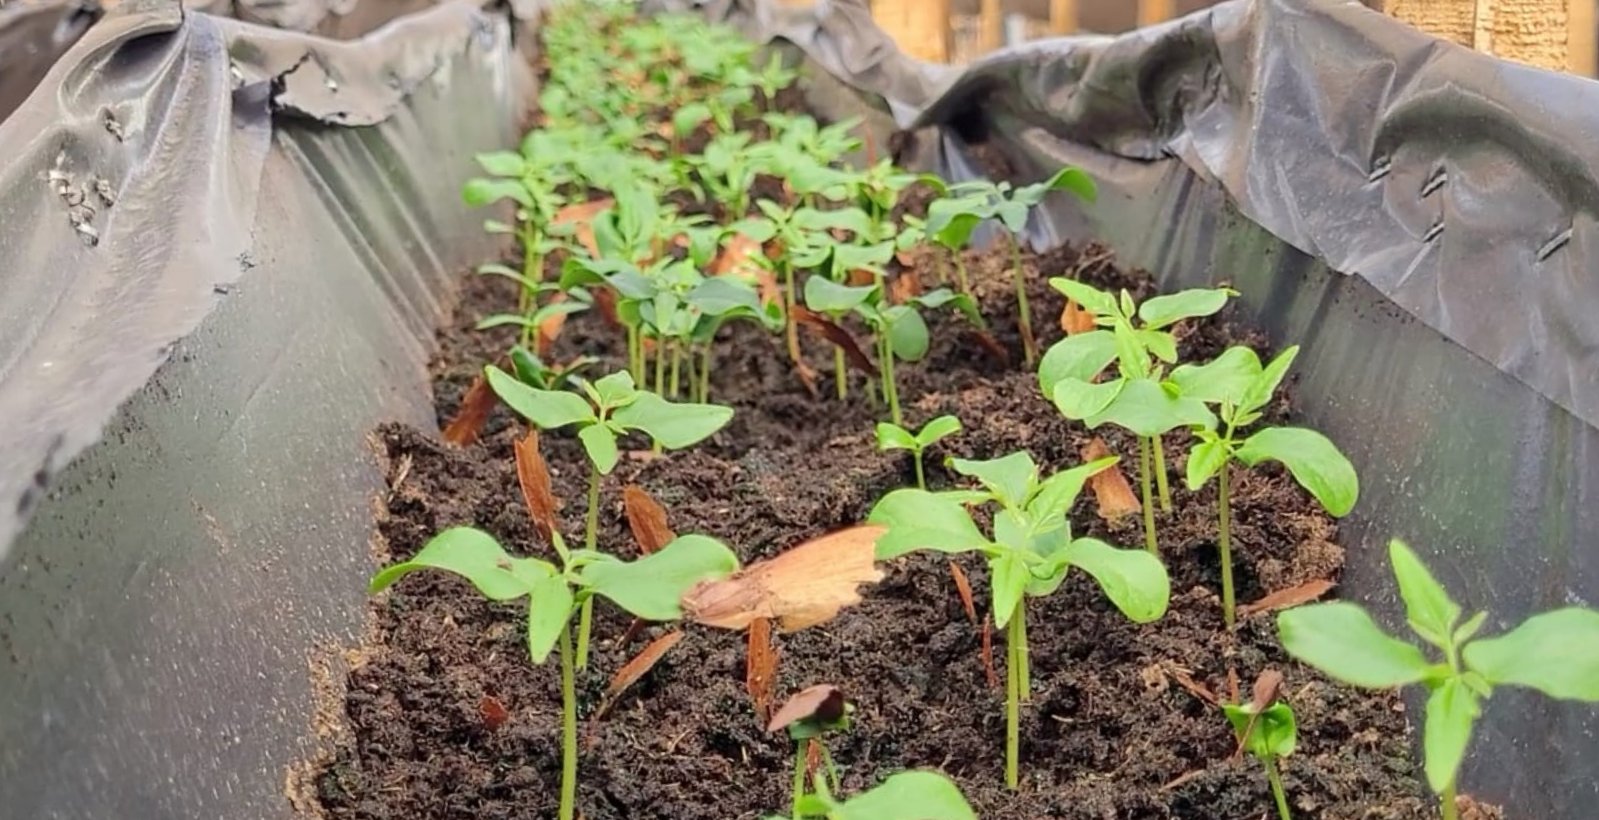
913 451 927 490
880 335 902 426
1441 782 1459 820
654 334 667 395
558 622 578 820
819 743 842 795
1264 756 1292 820
784 261 802 364
669 342 682 398
684 344 697 401
1139 436 1158 554
834 347 848 401
792 740 808 819
1011 237 1036 366
627 324 642 384
1219 461 1236 630
1152 434 1173 512
699 346 713 402
576 464 602 670
1015 604 1030 700
1005 604 1025 791
865 376 878 410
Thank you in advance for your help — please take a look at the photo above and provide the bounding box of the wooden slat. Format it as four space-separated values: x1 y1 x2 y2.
1379 0 1571 71
980 0 1004 53
871 0 952 63
1050 0 1076 34
1137 0 1175 27
1571 0 1597 75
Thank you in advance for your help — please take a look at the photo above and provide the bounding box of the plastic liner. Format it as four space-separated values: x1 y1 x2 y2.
0 2 532 816
659 0 1599 813
0 0 100 123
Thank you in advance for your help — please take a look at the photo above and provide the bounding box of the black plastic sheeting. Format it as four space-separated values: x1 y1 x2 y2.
0 2 533 816
658 0 1599 814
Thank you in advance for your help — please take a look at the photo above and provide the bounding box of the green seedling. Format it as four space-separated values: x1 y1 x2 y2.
768 685 853 820
752 53 798 111
1170 345 1358 627
869 451 1170 789
734 199 873 365
485 367 733 668
1040 279 1235 554
875 415 962 490
464 139 576 321
509 346 598 392
1223 670 1296 820
702 132 767 218
770 771 976 820
1279 539 1599 820
371 526 738 820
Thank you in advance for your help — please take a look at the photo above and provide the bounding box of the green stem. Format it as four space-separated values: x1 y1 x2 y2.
654 334 667 395
792 740 809 819
1015 604 1030 700
1264 756 1292 820
865 376 878 410
1011 237 1036 366
880 335 902 426
1442 782 1458 820
1219 461 1236 630
819 743 841 795
558 622 578 820
1139 436 1158 555
699 346 713 403
913 451 927 490
834 347 848 401
670 342 682 399
952 248 972 301
1153 434 1173 512
627 324 642 384
576 464 602 670
683 344 697 401
1005 604 1024 791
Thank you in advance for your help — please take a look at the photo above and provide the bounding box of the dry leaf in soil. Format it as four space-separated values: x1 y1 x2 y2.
442 373 495 446
623 485 674 556
536 290 569 357
792 306 876 375
514 430 559 543
681 525 886 632
949 561 978 626
1082 437 1141 520
710 233 780 307
746 617 778 726
889 269 923 303
478 695 510 732
552 198 612 259
767 684 845 733
596 630 685 719
1238 579 1336 619
1061 298 1096 335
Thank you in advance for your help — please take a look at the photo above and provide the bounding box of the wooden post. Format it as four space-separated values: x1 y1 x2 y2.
1379 0 1574 72
871 0 951 63
1050 0 1076 34
1571 0 1596 75
980 0 1004 53
1137 0 1175 27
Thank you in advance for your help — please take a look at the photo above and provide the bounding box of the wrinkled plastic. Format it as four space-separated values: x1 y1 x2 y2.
659 0 1599 814
0 2 533 816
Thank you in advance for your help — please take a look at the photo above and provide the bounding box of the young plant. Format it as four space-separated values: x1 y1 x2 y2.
509 345 598 392
735 200 872 365
1278 539 1599 820
875 415 962 490
869 452 1170 789
770 771 976 820
485 367 733 667
1040 279 1235 553
1223 670 1297 820
463 139 574 320
371 526 739 820
769 685 852 820
1170 345 1358 628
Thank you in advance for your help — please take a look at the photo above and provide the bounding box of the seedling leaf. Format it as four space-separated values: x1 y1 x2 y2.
1038 330 1119 391
584 535 740 621
1137 288 1233 329
1049 278 1118 317
1278 602 1431 687
580 424 620 475
1052 378 1124 421
830 771 977 820
1086 377 1216 436
804 276 877 313
1169 346 1261 406
487 365 596 429
1424 678 1480 792
527 573 575 663
1185 438 1229 490
370 527 550 601
949 452 1036 511
991 551 1029 629
1028 456 1118 524
917 415 963 446
869 490 989 559
1061 538 1170 622
1389 539 1462 647
1223 701 1298 759
875 423 917 451
885 305 930 362
1235 427 1359 517
612 392 734 449
1463 609 1599 700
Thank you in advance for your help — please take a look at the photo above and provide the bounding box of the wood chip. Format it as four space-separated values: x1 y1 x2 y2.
1238 579 1337 619
949 561 978 626
536 291 569 356
514 430 559 543
746 618 778 726
767 684 845 733
682 525 886 632
442 373 495 447
1082 437 1141 521
792 305 877 375
623 485 674 556
596 630 684 719
1165 663 1219 705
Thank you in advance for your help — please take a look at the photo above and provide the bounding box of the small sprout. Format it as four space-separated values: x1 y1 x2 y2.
875 414 963 490
509 346 597 393
371 526 739 820
869 451 1170 789
1222 669 1296 820
1039 278 1235 554
770 685 852 820
1278 539 1599 820
1170 345 1358 628
773 771 976 820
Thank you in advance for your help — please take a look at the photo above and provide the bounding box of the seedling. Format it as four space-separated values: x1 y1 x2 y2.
869 451 1170 788
1223 669 1297 820
370 526 739 820
769 685 852 819
922 168 1096 364
463 140 575 321
1040 279 1235 553
734 200 873 365
1170 345 1358 627
509 346 598 392
1278 539 1599 820
770 771 976 820
486 367 733 667
875 415 962 490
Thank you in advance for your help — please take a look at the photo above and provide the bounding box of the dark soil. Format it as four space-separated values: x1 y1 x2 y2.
312 240 1437 819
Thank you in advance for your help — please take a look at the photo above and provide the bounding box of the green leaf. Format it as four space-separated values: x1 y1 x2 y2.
1464 608 1599 700
876 423 918 452
1169 346 1263 406
1278 602 1431 688
579 424 619 475
1037 330 1118 391
526 574 574 664
1424 678 1480 793
672 103 712 138
1137 288 1234 329
949 452 1037 510
916 415 964 447
1052 377 1125 421
1049 278 1119 318
475 150 527 177
1387 539 1462 648
611 392 733 449
1185 438 1230 490
581 534 740 621
1237 345 1300 417
1138 328 1179 364
370 527 550 601
486 365 596 429
1454 611 1490 645
463 178 531 208
1223 701 1298 760
1087 377 1216 437
1061 538 1170 622
991 550 1029 629
834 771 977 820
474 301 589 331
1112 322 1150 380
1235 427 1359 517
868 489 989 559
885 305 930 362
687 277 762 316
928 210 981 251
592 371 639 410
804 276 877 314
1027 457 1118 524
